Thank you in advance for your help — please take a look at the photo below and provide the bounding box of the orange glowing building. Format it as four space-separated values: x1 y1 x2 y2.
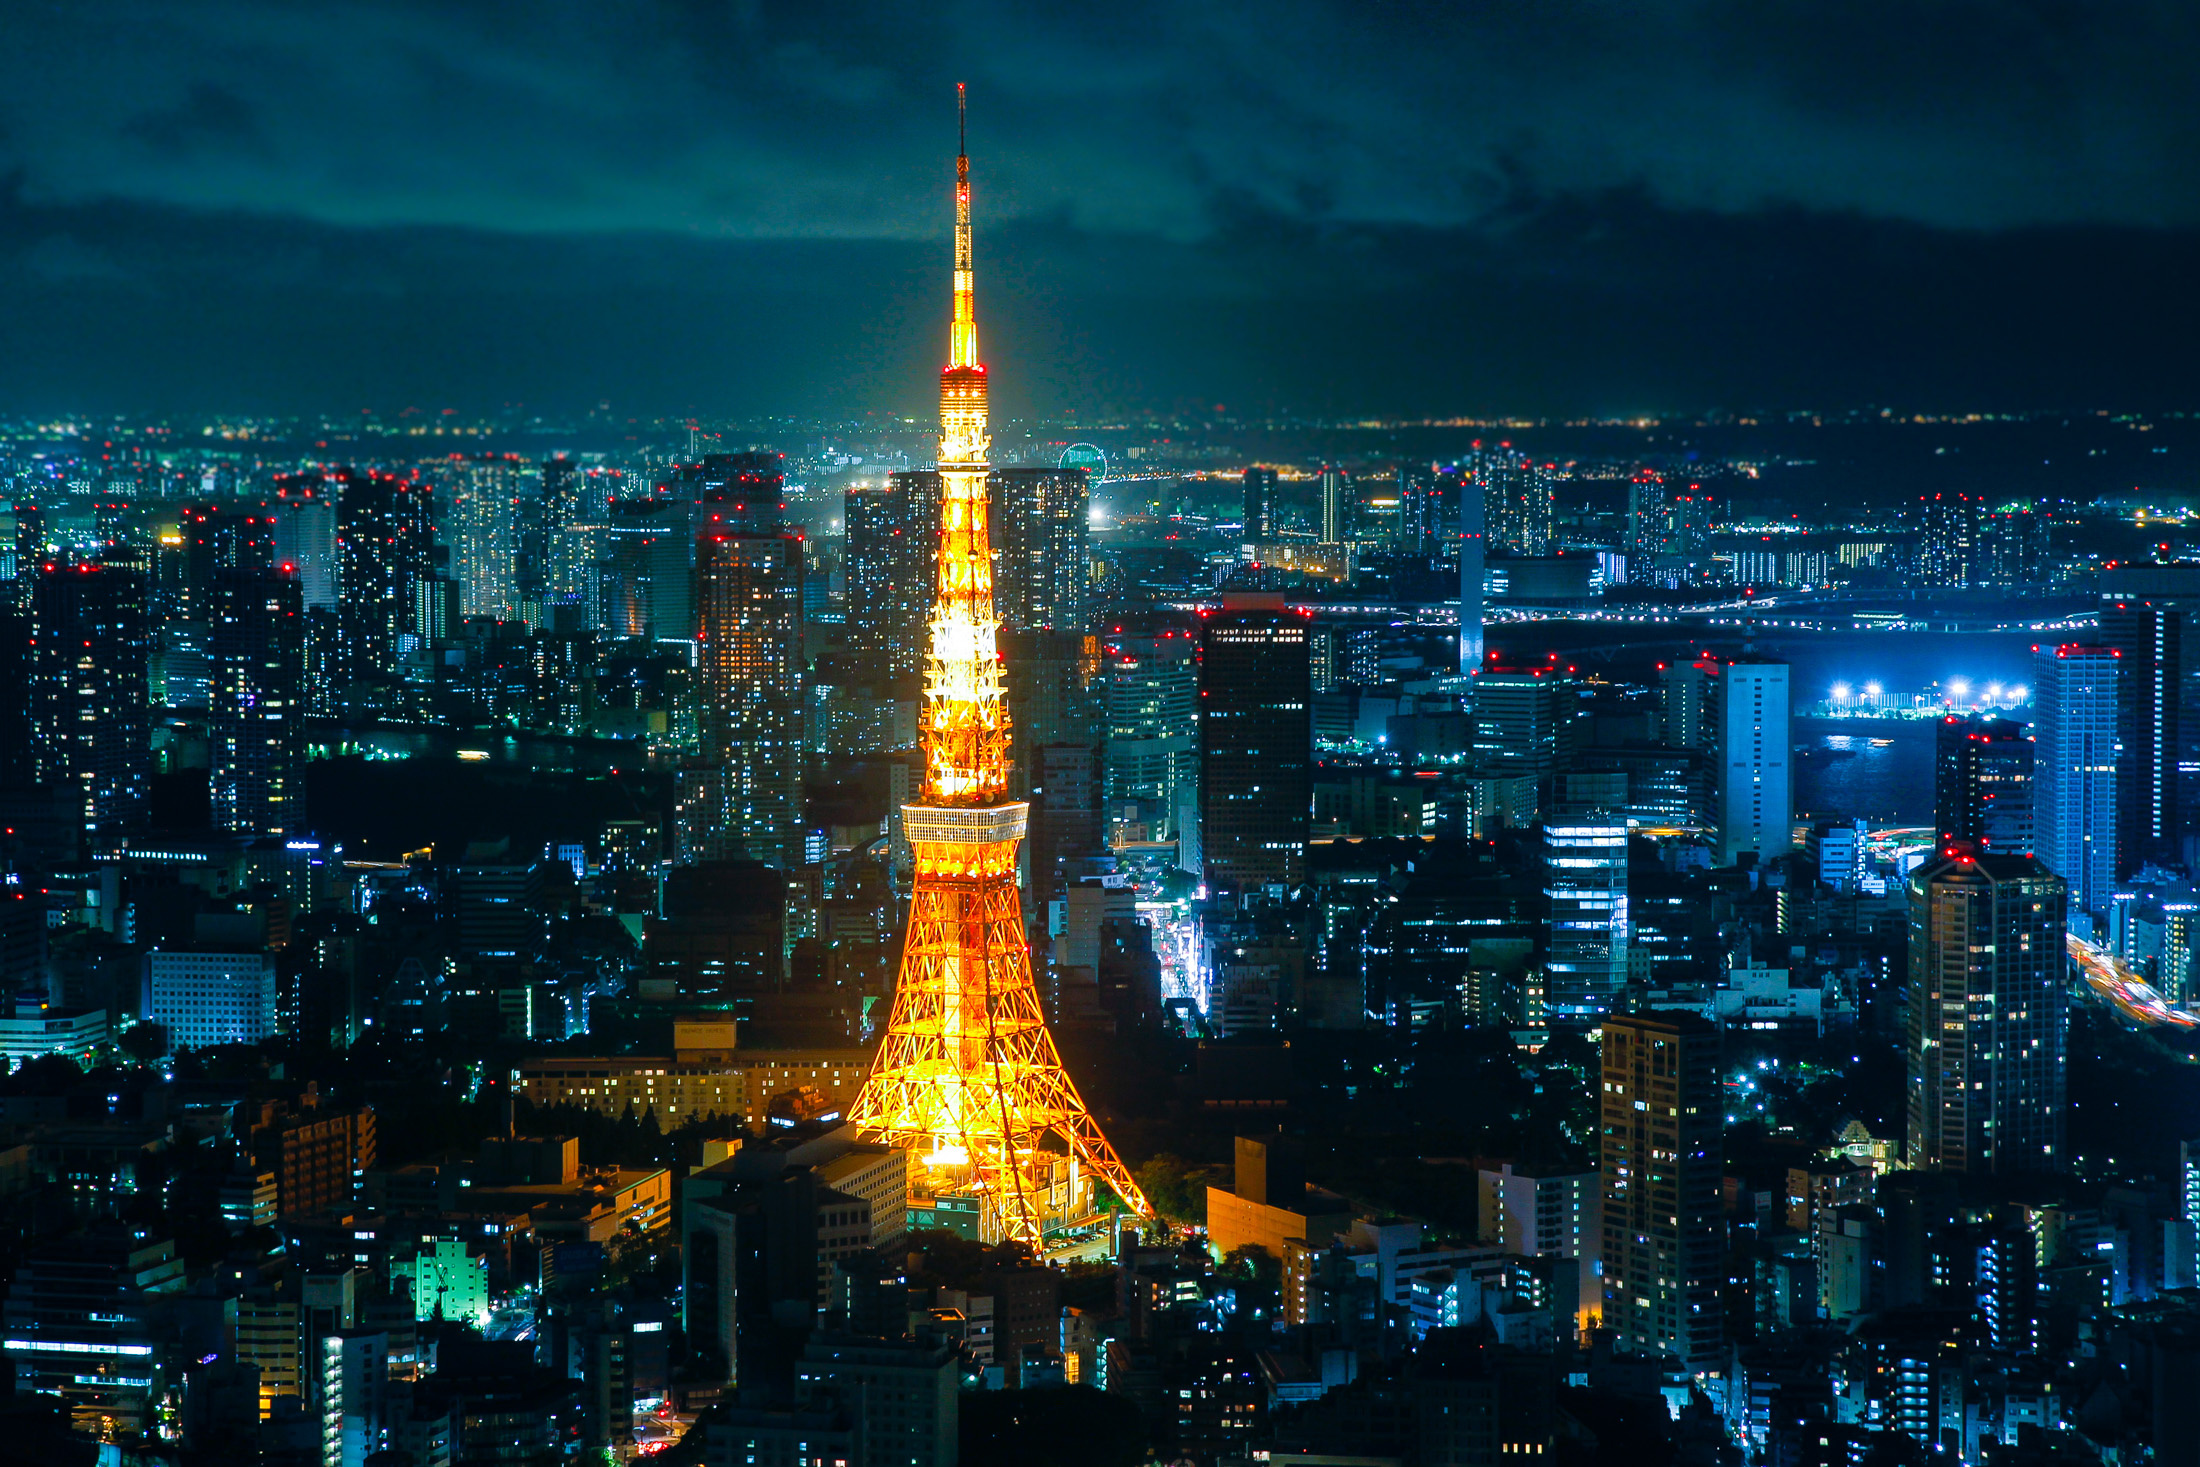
848 90 1149 1246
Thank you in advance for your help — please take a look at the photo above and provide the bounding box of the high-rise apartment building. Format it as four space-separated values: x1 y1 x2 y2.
209 569 304 838
1242 467 1277 544
335 470 434 686
1904 847 2068 1177
990 466 1089 633
445 454 532 622
2034 643 2121 917
844 471 938 687
1480 450 1554 558
30 560 151 846
1199 601 1310 893
1933 714 2034 855
1600 1011 1723 1371
693 529 804 871
539 454 586 608
1917 492 1981 588
1543 817 1629 1019
1317 465 1347 545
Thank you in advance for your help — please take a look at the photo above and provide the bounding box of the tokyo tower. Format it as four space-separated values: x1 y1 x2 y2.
848 88 1151 1246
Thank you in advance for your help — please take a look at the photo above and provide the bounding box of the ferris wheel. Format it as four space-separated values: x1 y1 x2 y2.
1059 442 1107 482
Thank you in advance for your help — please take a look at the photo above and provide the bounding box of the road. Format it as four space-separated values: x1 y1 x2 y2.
2068 933 2199 1028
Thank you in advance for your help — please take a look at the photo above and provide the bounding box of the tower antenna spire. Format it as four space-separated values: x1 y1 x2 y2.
958 80 966 158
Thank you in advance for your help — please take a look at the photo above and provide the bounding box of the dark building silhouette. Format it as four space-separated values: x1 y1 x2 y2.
645 860 787 1002
1199 598 1311 893
1933 713 2035 855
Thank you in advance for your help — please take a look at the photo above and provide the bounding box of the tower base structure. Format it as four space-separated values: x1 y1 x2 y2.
850 801 1147 1245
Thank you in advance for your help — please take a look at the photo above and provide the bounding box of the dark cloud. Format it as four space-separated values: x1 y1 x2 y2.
0 0 2192 413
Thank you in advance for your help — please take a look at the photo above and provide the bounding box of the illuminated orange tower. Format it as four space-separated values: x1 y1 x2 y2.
849 88 1150 1246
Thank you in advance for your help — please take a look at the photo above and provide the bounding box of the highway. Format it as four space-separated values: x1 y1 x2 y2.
2067 933 2200 1028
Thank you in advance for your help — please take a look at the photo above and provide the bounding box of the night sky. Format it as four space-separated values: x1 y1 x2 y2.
2 0 2196 419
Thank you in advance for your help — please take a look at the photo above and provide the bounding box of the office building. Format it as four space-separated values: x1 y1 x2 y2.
209 568 304 838
1102 622 1200 852
1471 662 1576 799
1243 467 1277 543
1933 713 2034 855
1905 847 2068 1177
845 471 938 686
1714 657 1791 867
1600 1012 1722 1371
1479 1161 1601 1324
795 1335 959 1467
1199 600 1311 893
146 950 278 1053
693 528 804 870
990 465 1089 633
2034 643 2121 918
30 560 151 846
1543 817 1629 1020
271 478 340 610
2099 564 2200 875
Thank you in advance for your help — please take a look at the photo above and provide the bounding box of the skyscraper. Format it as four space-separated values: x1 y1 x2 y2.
989 466 1089 633
271 479 339 611
1198 599 1310 894
694 528 804 871
1934 713 2034 855
1917 492 1980 588
848 90 1146 1246
2034 643 2120 918
1480 449 1553 557
1458 465 1485 677
445 454 531 622
1543 817 1629 1020
1471 661 1576 801
1318 465 1346 545
539 454 586 609
209 568 304 838
1904 846 2068 1177
335 470 434 687
1711 656 1791 868
844 472 938 687
2099 564 2200 876
1102 623 1200 851
30 560 151 846
1242 468 1277 544
1600 1011 1722 1371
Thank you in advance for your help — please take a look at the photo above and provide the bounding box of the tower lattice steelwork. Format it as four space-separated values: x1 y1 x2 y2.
849 89 1150 1246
